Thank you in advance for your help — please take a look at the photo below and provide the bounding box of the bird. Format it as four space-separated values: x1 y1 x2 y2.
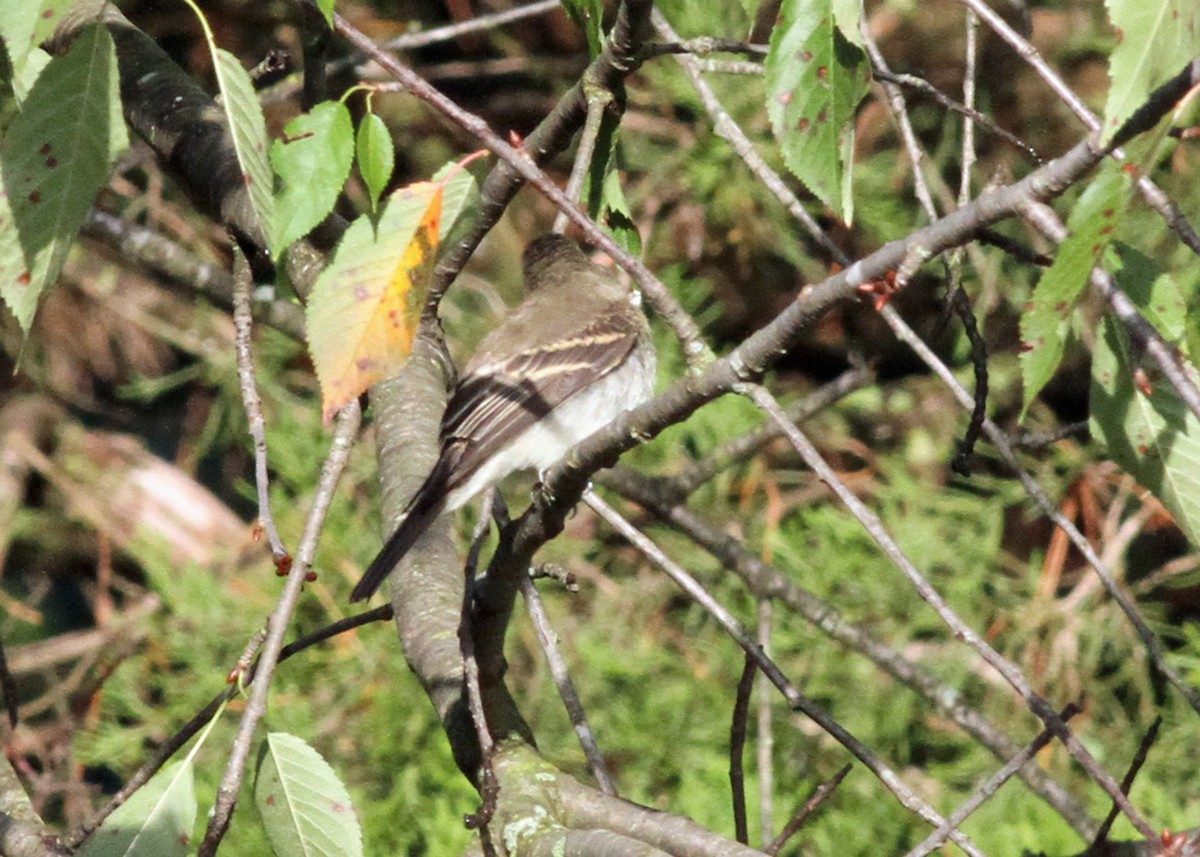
350 233 656 602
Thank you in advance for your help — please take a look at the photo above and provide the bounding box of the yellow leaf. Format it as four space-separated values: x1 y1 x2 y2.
308 184 442 422
306 155 482 422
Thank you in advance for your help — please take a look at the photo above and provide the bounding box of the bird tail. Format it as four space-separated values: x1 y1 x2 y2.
349 469 448 603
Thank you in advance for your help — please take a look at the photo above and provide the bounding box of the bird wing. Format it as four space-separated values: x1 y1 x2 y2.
437 306 641 494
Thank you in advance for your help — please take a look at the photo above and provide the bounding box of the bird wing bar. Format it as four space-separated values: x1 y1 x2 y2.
438 309 640 491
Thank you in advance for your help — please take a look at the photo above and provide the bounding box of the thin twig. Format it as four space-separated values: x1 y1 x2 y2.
279 605 393 659
948 288 988 476
462 492 499 835
231 628 268 685
641 38 768 59
764 764 851 856
583 491 989 857
960 9 981 195
336 5 711 364
519 573 617 795
741 382 1155 841
554 89 612 234
694 59 764 75
666 365 873 498
231 249 288 562
382 0 561 52
730 655 757 845
973 227 1053 267
197 400 362 857
861 28 942 225
1090 717 1163 854
904 704 1082 857
520 576 617 795
958 0 1200 258
871 68 1041 164
947 5 988 476
755 598 773 848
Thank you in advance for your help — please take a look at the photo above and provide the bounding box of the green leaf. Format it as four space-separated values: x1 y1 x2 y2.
306 163 478 415
255 732 363 857
600 167 641 256
212 47 277 251
574 110 639 253
1090 245 1200 547
271 101 354 252
1019 164 1132 416
182 0 276 251
355 112 394 213
0 0 75 99
560 0 605 57
428 160 481 233
1102 0 1200 141
830 0 864 47
0 24 128 332
582 110 620 219
316 0 336 27
740 0 762 26
10 47 52 100
765 0 869 223
76 761 196 857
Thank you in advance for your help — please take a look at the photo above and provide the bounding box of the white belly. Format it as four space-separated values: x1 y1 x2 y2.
444 343 656 511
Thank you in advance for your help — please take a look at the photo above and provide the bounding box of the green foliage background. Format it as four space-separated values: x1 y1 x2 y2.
2 0 1200 855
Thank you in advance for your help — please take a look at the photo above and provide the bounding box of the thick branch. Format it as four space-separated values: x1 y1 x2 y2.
55 2 266 251
598 465 1097 838
345 0 660 786
0 754 59 857
489 126 1116 642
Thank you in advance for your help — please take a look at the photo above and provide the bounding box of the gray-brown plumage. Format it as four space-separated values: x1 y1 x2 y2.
351 234 655 602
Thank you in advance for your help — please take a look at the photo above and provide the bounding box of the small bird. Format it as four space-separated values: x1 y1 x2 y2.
350 234 656 602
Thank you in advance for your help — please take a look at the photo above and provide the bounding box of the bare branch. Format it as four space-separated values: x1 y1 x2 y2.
82 209 306 340
198 400 362 856
381 0 562 52
959 0 1200 257
1091 717 1163 853
904 704 1082 857
583 491 989 857
741 383 1155 840
870 68 1042 164
598 462 1097 836
231 250 288 562
764 764 851 856
520 576 617 796
730 655 757 845
462 494 499 834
